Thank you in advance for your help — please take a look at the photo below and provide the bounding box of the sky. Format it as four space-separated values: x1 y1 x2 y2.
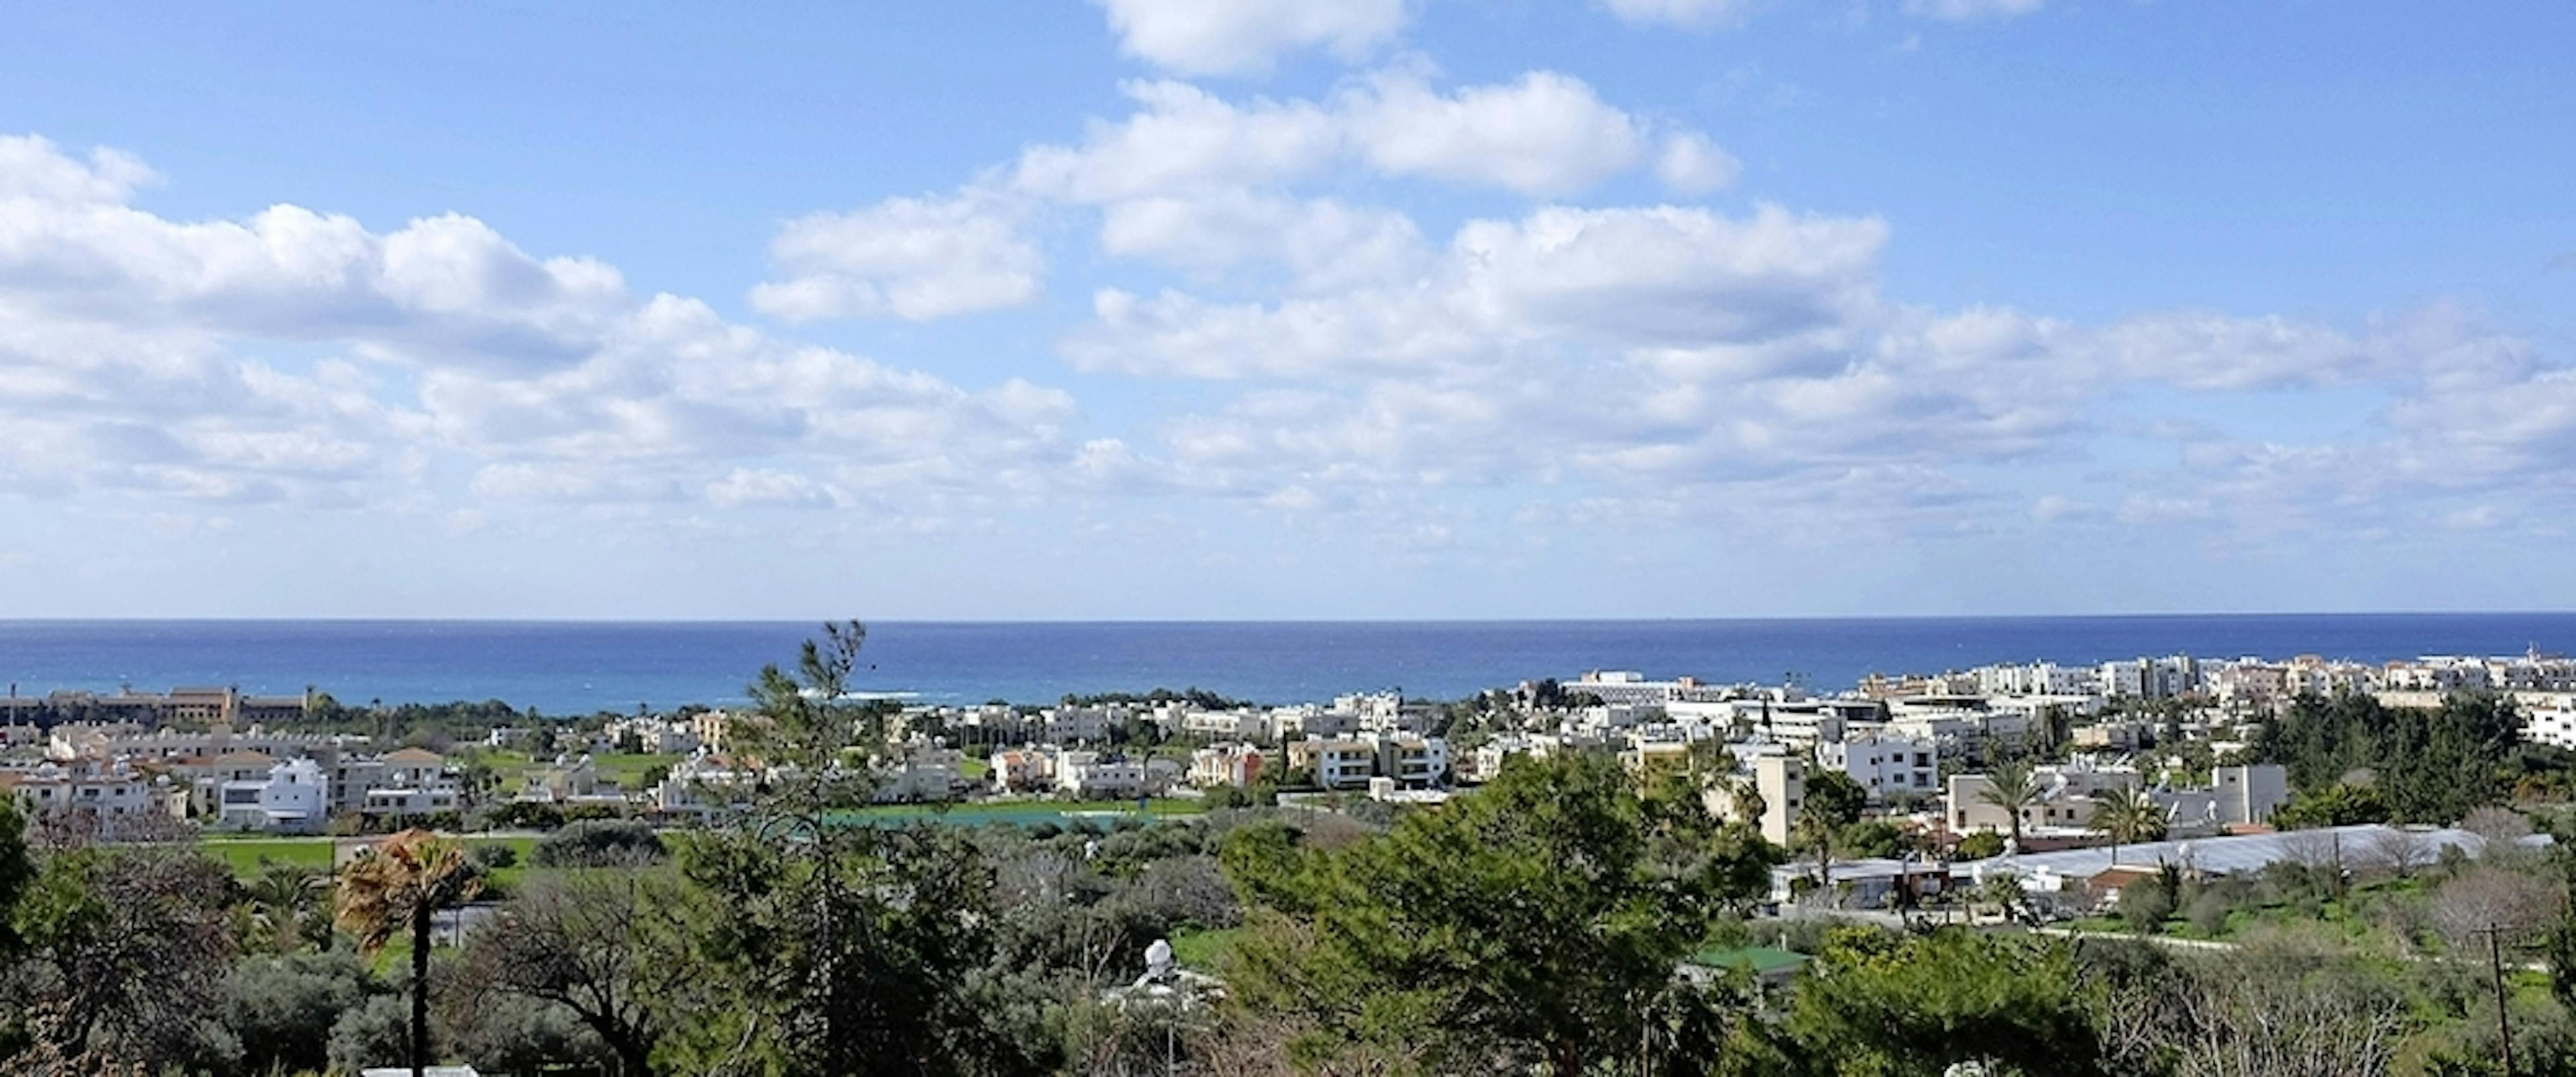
0 0 2571 619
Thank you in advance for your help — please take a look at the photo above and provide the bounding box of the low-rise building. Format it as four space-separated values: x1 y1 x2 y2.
1287 737 1379 791
1188 743 1265 788
218 758 331 833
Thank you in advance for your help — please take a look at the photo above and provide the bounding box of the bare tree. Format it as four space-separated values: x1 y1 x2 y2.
2358 827 2435 880
2432 867 2561 952
2463 805 2536 868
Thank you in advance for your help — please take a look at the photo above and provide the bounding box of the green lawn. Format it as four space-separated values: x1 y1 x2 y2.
210 837 335 876
208 833 536 890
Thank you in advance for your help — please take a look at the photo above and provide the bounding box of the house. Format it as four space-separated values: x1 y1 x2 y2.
1946 759 2144 839
1057 752 1152 799
2 760 156 819
218 758 331 833
1188 743 1265 788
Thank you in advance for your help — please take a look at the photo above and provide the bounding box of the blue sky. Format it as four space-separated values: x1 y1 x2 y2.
0 0 2571 619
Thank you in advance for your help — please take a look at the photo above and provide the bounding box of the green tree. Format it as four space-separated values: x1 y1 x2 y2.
1795 770 1866 894
1223 753 1762 1074
2274 782 2390 829
335 829 484 1077
1778 927 2106 1076
0 799 30 959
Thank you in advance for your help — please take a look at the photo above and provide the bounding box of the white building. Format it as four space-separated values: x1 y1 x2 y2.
1818 732 1939 804
1188 743 1266 788
1371 734 1449 788
2211 763 2290 826
1 760 158 819
218 758 331 833
1287 737 1380 791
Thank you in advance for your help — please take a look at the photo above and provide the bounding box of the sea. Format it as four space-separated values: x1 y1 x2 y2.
0 615 2570 716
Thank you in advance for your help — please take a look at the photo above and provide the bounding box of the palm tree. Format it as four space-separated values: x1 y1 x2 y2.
2091 784 2168 868
1794 801 1839 897
1976 761 2043 853
335 829 483 1077
245 861 329 954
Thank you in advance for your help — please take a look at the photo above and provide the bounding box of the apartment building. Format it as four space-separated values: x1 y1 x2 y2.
1818 731 1938 803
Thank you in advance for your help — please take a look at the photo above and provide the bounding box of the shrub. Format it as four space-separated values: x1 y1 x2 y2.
2121 878 2176 934
469 843 520 871
530 819 665 868
2184 891 2231 937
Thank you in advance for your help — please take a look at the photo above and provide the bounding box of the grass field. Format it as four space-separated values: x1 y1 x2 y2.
210 834 537 891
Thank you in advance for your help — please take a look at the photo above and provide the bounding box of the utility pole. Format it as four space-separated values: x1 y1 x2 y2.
2481 925 2516 1074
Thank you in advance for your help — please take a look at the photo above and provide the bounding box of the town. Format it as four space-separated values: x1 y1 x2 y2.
9 648 2573 916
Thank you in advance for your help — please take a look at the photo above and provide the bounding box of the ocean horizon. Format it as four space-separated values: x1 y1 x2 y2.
2 613 2572 715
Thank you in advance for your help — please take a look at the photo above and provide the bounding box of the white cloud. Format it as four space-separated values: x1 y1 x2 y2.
1596 0 1763 29
1344 71 1648 197
749 192 1042 321
0 136 1100 516
1093 0 1409 76
1073 203 1888 380
1097 191 1427 290
1015 71 1699 203
1654 132 1741 195
0 134 155 203
1902 0 2049 22
708 467 841 509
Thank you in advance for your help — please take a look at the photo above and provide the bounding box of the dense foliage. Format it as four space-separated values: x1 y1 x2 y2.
2254 693 2526 824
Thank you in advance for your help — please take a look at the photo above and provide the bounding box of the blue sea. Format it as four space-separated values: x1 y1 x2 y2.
0 615 2570 715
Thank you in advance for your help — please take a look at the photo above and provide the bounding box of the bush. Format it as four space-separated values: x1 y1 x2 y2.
327 994 415 1076
2121 877 2176 934
225 952 373 1076
470 843 520 871
531 819 665 868
2184 891 2231 937
1955 831 2006 860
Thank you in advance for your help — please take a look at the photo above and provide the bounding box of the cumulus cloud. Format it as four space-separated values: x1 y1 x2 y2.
1014 72 1714 202
0 136 1095 516
1093 0 1410 76
1655 132 1741 194
1342 71 1648 197
749 192 1043 321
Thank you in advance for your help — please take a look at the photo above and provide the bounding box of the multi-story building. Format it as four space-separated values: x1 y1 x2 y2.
2211 763 2290 827
1 759 159 820
1287 737 1380 791
1370 734 1448 788
217 758 331 833
1818 732 1938 803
